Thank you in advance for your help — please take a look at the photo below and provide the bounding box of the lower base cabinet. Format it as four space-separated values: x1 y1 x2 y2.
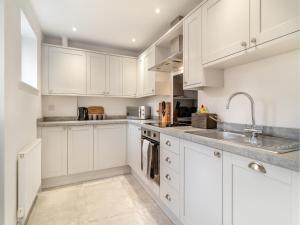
180 140 223 225
127 124 141 173
223 152 299 225
68 126 94 175
94 124 127 170
41 126 68 179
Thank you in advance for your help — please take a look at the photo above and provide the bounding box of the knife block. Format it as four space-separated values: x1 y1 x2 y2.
158 102 171 123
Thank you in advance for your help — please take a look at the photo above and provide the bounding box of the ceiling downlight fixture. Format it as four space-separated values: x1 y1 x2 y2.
72 27 77 32
155 8 161 14
132 38 136 43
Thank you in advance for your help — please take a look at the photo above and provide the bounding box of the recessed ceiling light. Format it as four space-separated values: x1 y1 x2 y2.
72 27 77 32
132 38 136 43
155 8 161 14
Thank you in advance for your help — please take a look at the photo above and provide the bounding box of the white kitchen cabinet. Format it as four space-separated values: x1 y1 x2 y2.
183 6 223 88
122 58 137 97
86 52 108 95
143 49 156 96
136 57 144 97
94 124 127 170
250 0 300 47
47 46 87 94
180 140 222 225
127 124 141 173
41 127 68 179
68 126 94 175
223 152 299 225
202 0 250 64
107 56 122 96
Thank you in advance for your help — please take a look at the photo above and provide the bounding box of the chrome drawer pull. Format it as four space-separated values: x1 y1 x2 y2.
165 194 171 201
214 151 221 158
165 174 171 181
248 162 266 174
165 140 171 146
165 157 171 164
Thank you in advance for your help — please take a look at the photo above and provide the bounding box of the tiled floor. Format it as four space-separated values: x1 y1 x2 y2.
27 175 174 225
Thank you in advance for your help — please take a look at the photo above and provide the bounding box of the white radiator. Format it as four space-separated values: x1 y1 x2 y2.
17 139 41 224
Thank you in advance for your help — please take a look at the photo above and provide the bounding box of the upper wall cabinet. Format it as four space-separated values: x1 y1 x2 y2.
183 6 223 89
107 56 123 96
47 46 87 95
86 52 108 95
202 0 300 67
202 0 250 64
122 58 137 97
250 0 299 47
42 45 137 97
138 46 171 97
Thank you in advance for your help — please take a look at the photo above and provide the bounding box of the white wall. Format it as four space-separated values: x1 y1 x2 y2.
78 97 141 116
3 0 42 224
0 0 5 223
42 95 172 118
42 96 78 117
198 50 300 129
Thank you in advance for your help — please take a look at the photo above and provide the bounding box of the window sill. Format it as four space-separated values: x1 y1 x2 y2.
19 81 40 96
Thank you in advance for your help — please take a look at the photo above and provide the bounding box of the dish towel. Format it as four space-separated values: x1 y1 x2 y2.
142 139 150 176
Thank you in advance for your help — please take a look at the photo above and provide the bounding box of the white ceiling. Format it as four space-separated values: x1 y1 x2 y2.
30 0 203 53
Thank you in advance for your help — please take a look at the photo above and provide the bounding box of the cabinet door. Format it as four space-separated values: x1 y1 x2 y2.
127 124 141 172
68 126 93 175
48 47 87 94
223 152 299 225
107 56 122 96
122 58 137 97
136 58 144 97
181 141 222 225
143 51 155 96
41 127 68 179
183 7 203 87
87 53 107 95
94 124 127 170
250 0 300 47
202 0 250 64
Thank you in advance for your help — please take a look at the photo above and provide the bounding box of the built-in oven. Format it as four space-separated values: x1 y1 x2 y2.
141 127 160 185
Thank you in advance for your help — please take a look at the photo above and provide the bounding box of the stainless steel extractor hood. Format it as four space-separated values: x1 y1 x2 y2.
149 35 183 73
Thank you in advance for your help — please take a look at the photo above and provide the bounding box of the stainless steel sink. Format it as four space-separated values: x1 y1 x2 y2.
185 130 299 154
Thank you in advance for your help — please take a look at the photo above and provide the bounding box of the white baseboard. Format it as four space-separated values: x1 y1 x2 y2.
42 166 130 189
131 169 184 225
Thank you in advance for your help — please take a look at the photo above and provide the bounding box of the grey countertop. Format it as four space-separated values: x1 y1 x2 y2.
37 119 300 172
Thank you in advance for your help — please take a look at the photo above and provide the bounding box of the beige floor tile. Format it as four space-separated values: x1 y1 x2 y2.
27 175 174 225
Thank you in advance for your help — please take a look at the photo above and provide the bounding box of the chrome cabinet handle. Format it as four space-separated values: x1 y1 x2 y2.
248 162 266 174
214 151 221 158
251 38 257 45
165 174 171 181
165 194 171 201
165 140 171 146
241 41 247 47
152 89 155 93
165 157 171 164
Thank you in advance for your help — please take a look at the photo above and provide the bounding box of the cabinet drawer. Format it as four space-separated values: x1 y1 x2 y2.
161 149 180 173
160 182 180 217
160 134 180 154
161 164 180 191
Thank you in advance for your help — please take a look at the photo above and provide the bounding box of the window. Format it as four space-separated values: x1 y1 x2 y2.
21 10 37 89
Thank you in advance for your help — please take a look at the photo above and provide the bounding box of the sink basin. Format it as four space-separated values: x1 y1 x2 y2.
185 130 299 154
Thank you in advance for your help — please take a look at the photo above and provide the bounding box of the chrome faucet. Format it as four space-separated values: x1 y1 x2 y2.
226 92 262 139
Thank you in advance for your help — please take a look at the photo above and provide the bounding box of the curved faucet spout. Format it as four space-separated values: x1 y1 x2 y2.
226 92 256 128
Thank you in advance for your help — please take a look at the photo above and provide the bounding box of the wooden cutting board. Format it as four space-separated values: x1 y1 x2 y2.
88 106 104 114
